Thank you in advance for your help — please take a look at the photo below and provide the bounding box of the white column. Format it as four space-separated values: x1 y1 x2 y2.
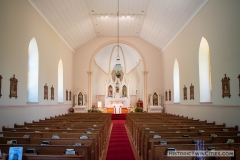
75 95 78 106
127 84 130 98
142 71 148 111
106 84 108 97
87 71 92 110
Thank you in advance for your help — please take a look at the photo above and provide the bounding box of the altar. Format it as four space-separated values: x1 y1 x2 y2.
104 67 131 114
73 106 87 113
105 97 130 107
105 97 129 114
107 104 127 114
73 90 87 113
148 90 163 113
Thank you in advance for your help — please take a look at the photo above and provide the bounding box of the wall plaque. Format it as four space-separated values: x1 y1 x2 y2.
66 90 68 101
221 74 231 98
9 74 18 99
165 90 168 101
169 89 171 101
44 84 48 100
183 85 187 100
190 83 194 100
69 90 71 101
51 85 54 100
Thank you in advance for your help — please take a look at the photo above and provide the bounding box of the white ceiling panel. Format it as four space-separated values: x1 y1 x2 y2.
28 0 208 52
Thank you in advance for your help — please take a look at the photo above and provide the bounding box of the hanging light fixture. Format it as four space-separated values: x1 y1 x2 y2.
113 0 123 78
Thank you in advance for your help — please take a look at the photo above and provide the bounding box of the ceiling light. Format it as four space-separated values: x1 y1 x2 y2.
113 0 123 78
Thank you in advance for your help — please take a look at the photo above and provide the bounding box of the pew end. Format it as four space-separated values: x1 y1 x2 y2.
235 125 239 131
2 126 5 131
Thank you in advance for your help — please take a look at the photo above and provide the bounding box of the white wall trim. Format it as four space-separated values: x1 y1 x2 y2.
0 104 71 110
165 104 240 109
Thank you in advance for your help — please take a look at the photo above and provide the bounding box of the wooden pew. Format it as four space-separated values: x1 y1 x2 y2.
29 138 98 160
149 143 239 160
1 129 102 158
143 136 213 160
21 154 87 160
0 144 94 160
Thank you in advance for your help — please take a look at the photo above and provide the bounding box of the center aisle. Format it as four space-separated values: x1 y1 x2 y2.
106 115 135 160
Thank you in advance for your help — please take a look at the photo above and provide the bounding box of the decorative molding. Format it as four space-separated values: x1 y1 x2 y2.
0 104 72 110
165 104 240 109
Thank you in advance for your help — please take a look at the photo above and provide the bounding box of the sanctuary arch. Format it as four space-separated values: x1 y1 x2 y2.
88 40 148 112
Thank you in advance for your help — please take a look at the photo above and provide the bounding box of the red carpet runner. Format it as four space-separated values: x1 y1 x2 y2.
106 114 135 160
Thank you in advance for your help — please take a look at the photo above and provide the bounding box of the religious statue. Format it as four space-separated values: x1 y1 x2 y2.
108 86 113 97
116 86 119 93
78 93 83 105
122 85 127 97
153 92 158 106
224 83 228 93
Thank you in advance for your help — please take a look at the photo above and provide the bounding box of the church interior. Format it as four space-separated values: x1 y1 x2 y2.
0 0 240 159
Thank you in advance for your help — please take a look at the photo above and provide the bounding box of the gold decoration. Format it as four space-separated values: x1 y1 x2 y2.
51 85 54 100
44 83 48 100
221 74 231 98
183 85 187 100
9 74 18 99
190 83 194 100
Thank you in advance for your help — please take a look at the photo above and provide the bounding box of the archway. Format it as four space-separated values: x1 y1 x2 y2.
88 40 147 111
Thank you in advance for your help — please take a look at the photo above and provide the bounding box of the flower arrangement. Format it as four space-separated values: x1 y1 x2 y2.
88 109 102 113
135 107 143 112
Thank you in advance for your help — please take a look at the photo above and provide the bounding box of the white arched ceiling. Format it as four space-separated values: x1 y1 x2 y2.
94 43 141 74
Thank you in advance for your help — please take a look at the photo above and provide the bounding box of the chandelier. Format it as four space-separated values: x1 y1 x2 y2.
113 0 123 78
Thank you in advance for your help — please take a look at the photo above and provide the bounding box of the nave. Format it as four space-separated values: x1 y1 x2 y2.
0 112 240 160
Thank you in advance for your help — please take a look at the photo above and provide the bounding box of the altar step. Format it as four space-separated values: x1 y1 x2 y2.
111 114 126 120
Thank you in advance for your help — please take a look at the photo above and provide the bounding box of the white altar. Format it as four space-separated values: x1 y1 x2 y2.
73 106 87 113
104 69 130 114
148 89 163 113
148 106 163 113
105 98 129 114
73 89 87 113
105 97 130 107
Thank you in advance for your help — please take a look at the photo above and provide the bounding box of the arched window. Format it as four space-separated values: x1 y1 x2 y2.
58 59 63 102
28 38 39 102
199 37 212 102
173 59 180 103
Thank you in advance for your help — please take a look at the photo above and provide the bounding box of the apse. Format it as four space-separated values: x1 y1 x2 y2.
92 43 143 105
94 43 141 75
